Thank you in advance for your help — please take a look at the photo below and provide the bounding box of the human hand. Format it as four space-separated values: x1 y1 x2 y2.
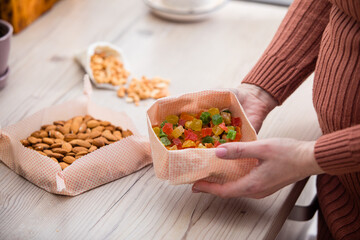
233 84 277 133
192 138 324 199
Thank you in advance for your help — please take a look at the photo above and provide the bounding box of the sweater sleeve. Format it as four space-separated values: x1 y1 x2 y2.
242 0 331 105
315 125 360 175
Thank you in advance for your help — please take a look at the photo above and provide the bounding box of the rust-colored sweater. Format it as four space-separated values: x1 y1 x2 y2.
242 0 360 239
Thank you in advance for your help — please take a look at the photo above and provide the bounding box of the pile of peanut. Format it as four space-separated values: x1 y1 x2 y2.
90 52 130 86
20 115 133 170
117 76 170 106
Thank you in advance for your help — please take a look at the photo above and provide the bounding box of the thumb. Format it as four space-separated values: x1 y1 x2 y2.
215 141 268 160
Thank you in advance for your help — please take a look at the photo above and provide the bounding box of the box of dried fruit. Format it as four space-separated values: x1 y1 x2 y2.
0 76 152 196
146 90 258 185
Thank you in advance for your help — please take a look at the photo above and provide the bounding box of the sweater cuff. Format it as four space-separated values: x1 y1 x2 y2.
242 54 305 105
315 127 360 175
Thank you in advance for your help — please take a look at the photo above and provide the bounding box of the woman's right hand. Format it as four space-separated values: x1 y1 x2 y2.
233 84 278 133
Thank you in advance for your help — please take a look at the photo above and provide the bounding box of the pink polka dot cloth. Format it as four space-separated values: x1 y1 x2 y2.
0 76 152 196
147 90 258 185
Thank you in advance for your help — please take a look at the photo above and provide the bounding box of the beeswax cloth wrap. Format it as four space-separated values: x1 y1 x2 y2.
0 76 152 196
147 90 258 185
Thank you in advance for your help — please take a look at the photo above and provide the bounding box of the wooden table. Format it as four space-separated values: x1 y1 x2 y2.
0 0 322 239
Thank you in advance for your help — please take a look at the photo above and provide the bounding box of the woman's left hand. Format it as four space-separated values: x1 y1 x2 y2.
192 138 324 199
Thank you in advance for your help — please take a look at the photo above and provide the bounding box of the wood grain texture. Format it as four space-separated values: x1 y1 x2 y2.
0 0 321 239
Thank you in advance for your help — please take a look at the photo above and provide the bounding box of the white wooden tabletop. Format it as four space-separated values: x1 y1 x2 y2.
0 0 322 239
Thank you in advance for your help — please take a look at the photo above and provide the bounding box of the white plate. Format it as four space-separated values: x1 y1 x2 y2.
144 0 228 22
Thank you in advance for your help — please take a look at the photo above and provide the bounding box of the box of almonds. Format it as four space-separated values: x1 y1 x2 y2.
0 76 152 196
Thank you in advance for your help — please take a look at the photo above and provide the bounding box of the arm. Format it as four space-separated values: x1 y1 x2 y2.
242 0 332 105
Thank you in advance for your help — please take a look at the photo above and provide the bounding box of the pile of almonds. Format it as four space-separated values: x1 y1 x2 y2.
90 52 130 86
117 76 170 106
20 115 133 170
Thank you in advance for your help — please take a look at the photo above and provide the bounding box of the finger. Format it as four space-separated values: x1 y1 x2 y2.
215 141 271 160
192 180 242 198
193 171 261 198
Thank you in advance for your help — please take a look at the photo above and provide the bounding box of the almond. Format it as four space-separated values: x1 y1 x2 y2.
100 121 111 127
76 151 88 156
31 131 41 138
48 152 64 159
51 143 62 148
39 130 48 138
54 131 64 140
54 139 64 144
102 130 117 141
64 133 77 142
62 142 72 152
69 139 91 148
89 131 102 139
43 138 54 145
77 133 89 140
86 138 94 144
93 137 105 147
59 162 69 169
87 120 100 128
20 139 30 147
34 143 50 151
71 116 83 134
84 115 93 123
122 130 133 138
51 157 58 163
72 146 88 153
63 156 76 164
43 149 53 156
49 130 56 138
56 126 67 135
92 126 104 132
113 131 122 140
89 145 97 152
63 122 71 135
28 136 42 144
37 151 47 156
66 152 76 157
41 124 50 130
53 120 65 126
52 148 68 155
79 123 87 133
45 125 57 132
105 125 115 131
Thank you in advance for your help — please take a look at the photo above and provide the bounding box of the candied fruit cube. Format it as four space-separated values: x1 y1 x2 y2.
201 128 212 137
162 123 173 135
212 114 223 125
190 119 202 132
208 108 220 116
172 125 184 138
182 140 196 148
212 125 224 136
184 129 198 141
200 112 211 125
165 115 179 125
160 137 171 146
231 117 242 127
153 127 160 136
221 111 232 125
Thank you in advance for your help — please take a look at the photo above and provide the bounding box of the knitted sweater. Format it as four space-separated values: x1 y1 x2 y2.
242 0 360 239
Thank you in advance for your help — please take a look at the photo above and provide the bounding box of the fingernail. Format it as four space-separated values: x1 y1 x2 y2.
215 148 227 158
192 185 200 193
